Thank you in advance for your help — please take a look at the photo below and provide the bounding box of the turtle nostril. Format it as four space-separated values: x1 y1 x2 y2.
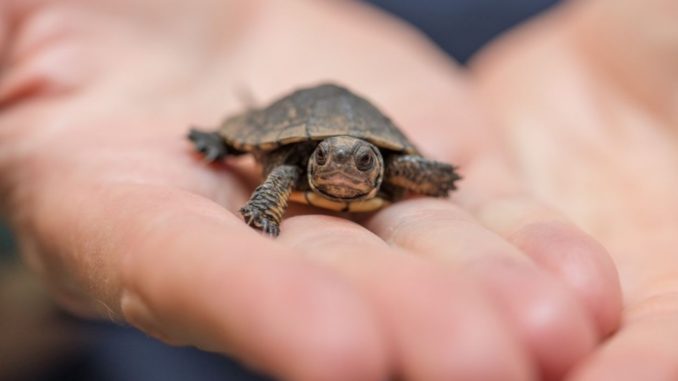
334 149 349 163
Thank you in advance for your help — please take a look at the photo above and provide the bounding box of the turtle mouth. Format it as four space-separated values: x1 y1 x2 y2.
314 186 374 202
317 171 366 185
310 174 377 201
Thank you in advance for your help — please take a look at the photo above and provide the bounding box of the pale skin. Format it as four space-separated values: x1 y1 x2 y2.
0 0 662 380
474 0 678 379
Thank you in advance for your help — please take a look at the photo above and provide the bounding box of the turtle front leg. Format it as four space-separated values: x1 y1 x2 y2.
385 155 461 197
240 165 301 237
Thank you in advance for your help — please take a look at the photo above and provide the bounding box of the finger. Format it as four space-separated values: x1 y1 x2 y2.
0 0 95 107
368 198 596 380
428 93 624 339
279 216 536 381
568 294 678 381
448 142 622 338
471 193 623 337
25 181 388 381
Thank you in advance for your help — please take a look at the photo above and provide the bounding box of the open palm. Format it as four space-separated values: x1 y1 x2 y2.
0 1 622 380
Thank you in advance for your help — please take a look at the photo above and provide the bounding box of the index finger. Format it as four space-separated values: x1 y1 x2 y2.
24 180 388 381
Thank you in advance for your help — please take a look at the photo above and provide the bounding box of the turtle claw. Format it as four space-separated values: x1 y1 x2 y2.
260 219 280 237
436 164 462 196
239 205 280 237
427 165 461 197
239 205 259 225
188 128 227 162
203 150 222 163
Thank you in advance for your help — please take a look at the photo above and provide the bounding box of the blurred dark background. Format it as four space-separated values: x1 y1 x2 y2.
0 1 559 380
368 0 559 63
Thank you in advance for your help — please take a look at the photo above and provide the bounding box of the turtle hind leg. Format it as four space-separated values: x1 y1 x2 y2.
385 155 461 197
240 164 301 237
188 128 230 162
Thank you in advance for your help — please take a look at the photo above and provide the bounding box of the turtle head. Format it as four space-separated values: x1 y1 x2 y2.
307 136 384 201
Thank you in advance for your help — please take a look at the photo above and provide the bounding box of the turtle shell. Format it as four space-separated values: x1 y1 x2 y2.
219 83 419 155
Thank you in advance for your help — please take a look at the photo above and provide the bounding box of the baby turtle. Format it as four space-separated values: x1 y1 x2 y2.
189 83 460 236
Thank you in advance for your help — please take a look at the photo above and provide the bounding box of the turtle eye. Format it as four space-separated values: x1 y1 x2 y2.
356 151 374 171
315 146 328 165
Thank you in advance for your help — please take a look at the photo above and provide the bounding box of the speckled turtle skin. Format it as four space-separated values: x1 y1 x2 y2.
188 83 460 236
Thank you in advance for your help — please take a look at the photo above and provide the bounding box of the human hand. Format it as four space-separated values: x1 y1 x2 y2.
0 0 620 380
474 0 678 379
